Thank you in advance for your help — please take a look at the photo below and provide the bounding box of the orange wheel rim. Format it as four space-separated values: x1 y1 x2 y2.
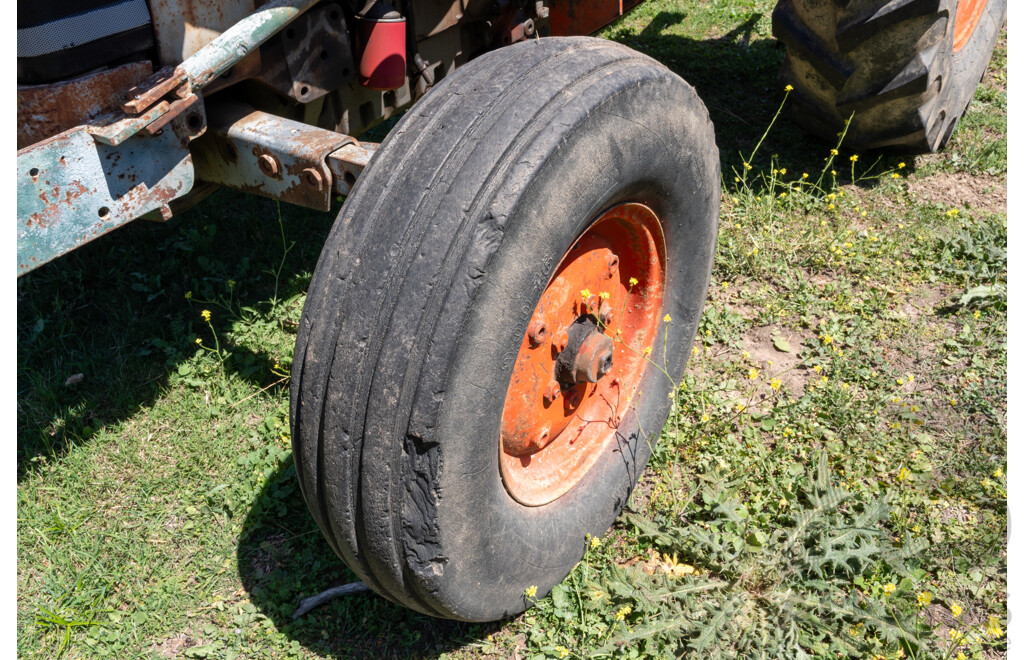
954 0 987 52
499 203 666 506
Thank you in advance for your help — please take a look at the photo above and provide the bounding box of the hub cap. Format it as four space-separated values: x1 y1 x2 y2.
953 0 987 52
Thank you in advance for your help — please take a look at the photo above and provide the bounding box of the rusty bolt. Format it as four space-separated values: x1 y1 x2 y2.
552 330 569 354
606 254 619 279
585 295 599 312
598 301 614 326
567 389 583 407
543 382 561 405
258 153 280 177
534 427 552 450
303 168 324 191
573 332 614 383
527 320 547 347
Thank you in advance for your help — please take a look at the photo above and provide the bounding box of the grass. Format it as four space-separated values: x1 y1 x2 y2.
17 1 1006 657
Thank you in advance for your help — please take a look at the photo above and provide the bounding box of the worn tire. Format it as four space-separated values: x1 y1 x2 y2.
290 36 719 621
773 0 1006 152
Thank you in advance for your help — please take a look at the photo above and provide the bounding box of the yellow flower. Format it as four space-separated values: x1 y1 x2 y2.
949 398 956 407
916 591 932 607
828 203 835 210
524 585 537 599
993 468 1003 478
802 172 809 179
615 606 632 621
973 310 980 319
722 281 730 289
642 346 652 357
590 536 601 549
557 647 570 658
897 378 904 385
949 629 964 644
227 280 236 289
820 334 832 345
782 427 794 437
195 338 202 345
907 374 914 382
743 162 752 170
898 162 906 169
897 467 911 482
779 497 788 508
813 365 822 374
892 173 900 179
201 309 211 322
784 84 794 92
663 314 672 323
770 378 782 391
580 288 591 299
599 291 610 300
841 382 849 390
628 277 638 287
185 291 192 299
735 403 746 413
747 368 759 380
830 148 839 156
780 168 787 175
946 208 960 217
831 169 837 176
701 414 709 422
883 582 896 596
957 654 967 660
951 602 963 618
986 615 1003 638
691 346 698 356
850 155 859 162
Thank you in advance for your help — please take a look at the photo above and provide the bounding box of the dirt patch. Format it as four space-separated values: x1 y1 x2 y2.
898 283 950 322
907 172 1006 214
741 325 813 396
151 629 202 658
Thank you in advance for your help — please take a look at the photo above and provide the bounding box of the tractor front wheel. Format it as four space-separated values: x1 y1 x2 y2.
290 36 719 621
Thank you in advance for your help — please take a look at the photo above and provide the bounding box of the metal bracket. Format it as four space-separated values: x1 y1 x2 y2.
191 102 377 211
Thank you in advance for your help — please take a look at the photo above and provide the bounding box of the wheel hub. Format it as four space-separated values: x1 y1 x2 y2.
499 203 666 505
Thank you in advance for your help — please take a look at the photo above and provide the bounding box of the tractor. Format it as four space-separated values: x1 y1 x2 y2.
16 0 1005 621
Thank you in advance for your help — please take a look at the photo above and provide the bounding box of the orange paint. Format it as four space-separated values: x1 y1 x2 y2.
499 203 666 506
953 0 987 52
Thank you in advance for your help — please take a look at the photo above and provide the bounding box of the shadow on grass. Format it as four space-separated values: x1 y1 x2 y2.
237 462 497 659
16 189 335 482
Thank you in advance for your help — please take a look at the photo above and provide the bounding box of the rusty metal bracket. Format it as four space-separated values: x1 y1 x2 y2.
17 123 196 275
191 102 378 211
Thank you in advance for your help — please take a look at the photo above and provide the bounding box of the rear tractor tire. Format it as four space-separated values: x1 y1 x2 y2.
290 37 720 621
773 0 1006 152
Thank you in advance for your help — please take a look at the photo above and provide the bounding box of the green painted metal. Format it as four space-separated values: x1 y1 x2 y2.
17 127 195 275
16 0 322 276
182 0 322 88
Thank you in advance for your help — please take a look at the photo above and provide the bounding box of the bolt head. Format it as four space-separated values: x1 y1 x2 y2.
303 168 324 191
543 382 560 405
606 254 619 278
527 320 548 347
598 301 614 326
258 153 280 177
552 330 569 354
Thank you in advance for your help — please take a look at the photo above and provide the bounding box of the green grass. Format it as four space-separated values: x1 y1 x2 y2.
17 1 1006 657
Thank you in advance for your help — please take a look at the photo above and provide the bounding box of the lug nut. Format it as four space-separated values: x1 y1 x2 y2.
527 320 548 347
543 382 560 405
258 153 280 177
606 254 619 279
552 330 569 354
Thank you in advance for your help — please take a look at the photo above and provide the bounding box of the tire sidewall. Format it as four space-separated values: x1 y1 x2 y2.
428 73 719 621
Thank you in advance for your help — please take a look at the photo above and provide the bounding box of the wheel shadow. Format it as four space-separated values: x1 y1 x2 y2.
237 461 499 659
16 189 333 482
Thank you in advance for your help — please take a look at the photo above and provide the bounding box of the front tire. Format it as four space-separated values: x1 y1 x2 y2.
290 37 719 621
773 0 1006 152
